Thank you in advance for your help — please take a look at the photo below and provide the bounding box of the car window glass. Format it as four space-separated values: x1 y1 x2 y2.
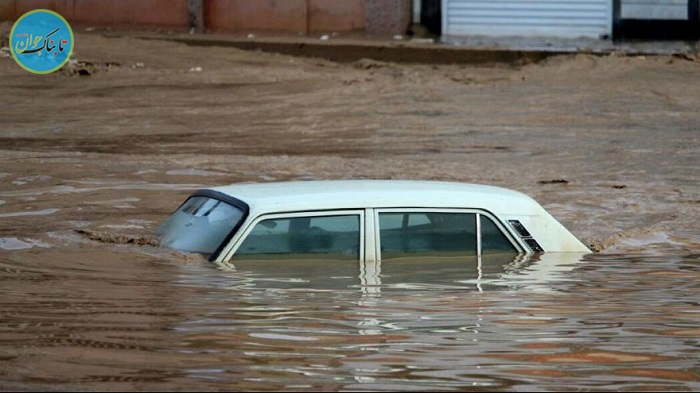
480 215 517 254
235 214 360 260
379 212 477 259
156 196 244 256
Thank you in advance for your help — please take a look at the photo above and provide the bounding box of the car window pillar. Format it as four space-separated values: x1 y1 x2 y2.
476 213 482 258
364 208 377 262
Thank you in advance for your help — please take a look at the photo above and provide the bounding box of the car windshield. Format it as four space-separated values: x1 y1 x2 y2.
156 196 244 256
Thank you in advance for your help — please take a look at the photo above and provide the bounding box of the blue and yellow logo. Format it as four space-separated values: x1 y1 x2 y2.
9 9 74 74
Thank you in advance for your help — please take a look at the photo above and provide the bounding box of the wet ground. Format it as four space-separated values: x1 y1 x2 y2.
0 32 699 390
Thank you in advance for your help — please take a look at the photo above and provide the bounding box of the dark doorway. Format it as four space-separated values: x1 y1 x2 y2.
420 0 441 35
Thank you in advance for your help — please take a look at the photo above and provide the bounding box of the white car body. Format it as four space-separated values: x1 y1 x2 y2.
157 180 590 263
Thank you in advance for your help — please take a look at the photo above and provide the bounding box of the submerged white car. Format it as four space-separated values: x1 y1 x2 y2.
156 180 590 263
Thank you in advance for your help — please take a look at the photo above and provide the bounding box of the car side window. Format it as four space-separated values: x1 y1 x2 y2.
378 212 477 259
480 215 517 254
234 214 361 260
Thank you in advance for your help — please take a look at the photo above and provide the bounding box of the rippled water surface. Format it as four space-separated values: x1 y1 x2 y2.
1 244 698 391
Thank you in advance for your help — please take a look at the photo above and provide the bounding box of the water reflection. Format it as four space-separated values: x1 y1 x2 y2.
215 252 586 294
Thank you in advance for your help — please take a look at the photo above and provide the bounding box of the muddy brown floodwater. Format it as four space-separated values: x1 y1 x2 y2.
0 32 699 390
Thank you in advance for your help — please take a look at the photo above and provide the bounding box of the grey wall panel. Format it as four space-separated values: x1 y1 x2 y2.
443 0 612 38
621 0 688 20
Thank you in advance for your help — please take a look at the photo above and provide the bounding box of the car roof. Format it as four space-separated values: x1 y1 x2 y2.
207 180 543 216
203 180 590 254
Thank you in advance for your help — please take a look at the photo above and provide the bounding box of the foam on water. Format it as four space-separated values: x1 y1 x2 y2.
0 237 51 250
166 169 228 176
0 208 59 218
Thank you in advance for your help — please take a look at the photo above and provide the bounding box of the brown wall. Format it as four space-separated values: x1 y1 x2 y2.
205 0 365 33
205 0 307 33
1 0 407 35
15 0 74 18
308 0 365 32
72 0 189 27
0 0 15 21
365 0 412 35
3 0 189 26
